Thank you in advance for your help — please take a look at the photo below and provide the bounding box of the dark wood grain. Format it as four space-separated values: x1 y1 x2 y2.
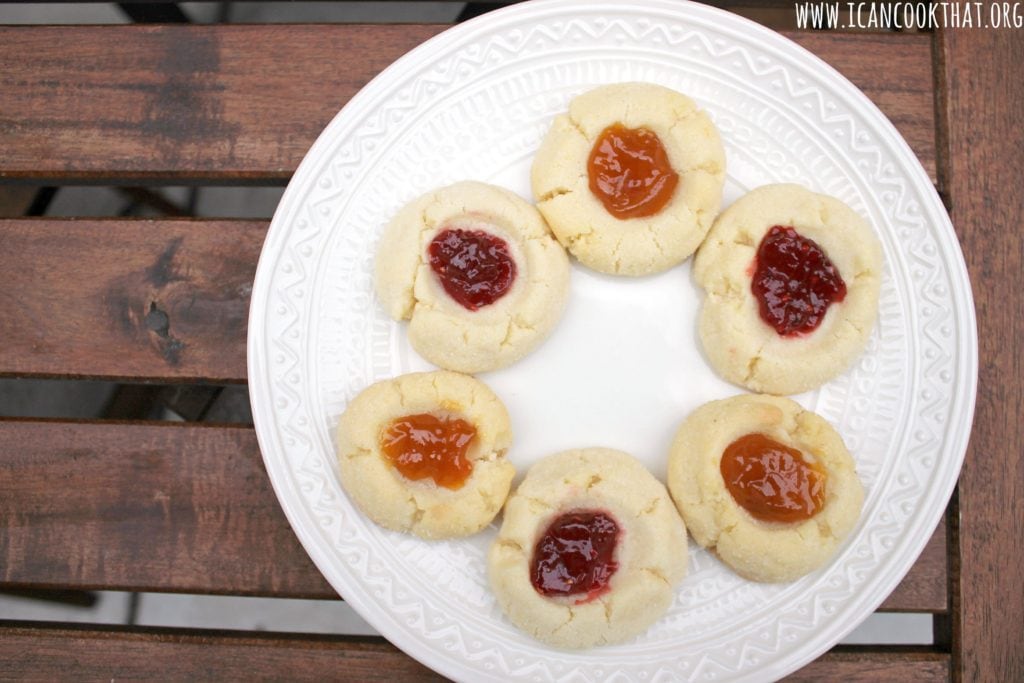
0 219 264 382
0 621 947 682
0 419 947 609
0 25 446 184
0 26 934 184
785 646 949 682
0 420 331 597
940 28 1024 683
0 624 443 681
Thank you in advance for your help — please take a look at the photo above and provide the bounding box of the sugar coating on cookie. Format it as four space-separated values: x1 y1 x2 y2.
375 181 570 373
694 183 883 395
532 82 725 276
489 448 688 648
667 394 864 582
336 371 514 539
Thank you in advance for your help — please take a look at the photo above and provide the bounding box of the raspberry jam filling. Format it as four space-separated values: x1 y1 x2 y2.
427 227 516 312
751 225 847 336
587 123 679 219
531 510 620 603
379 413 476 490
720 433 826 524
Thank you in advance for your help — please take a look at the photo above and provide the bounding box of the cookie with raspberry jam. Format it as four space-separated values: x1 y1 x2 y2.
694 184 882 394
375 181 570 373
489 448 687 648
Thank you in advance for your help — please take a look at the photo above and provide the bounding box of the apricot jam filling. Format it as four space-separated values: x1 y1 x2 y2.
587 123 679 219
379 413 477 490
751 225 847 336
531 510 620 603
428 227 516 311
720 433 826 523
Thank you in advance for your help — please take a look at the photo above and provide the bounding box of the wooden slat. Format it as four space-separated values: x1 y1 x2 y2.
0 219 263 382
0 26 934 183
940 28 1024 683
0 623 947 681
0 624 443 681
0 419 947 610
785 646 950 681
0 25 446 184
0 420 331 597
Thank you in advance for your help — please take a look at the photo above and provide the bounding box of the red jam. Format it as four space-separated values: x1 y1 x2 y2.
428 228 516 311
379 413 476 490
720 433 826 524
587 123 679 219
751 225 847 336
530 510 620 602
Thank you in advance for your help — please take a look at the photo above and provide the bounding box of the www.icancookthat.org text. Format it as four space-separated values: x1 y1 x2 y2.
795 2 1023 29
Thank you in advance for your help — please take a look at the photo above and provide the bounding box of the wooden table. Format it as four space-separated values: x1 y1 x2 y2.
0 3 1020 680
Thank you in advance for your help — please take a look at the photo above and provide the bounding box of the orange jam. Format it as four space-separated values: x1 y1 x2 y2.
587 123 679 219
379 413 477 490
720 433 826 523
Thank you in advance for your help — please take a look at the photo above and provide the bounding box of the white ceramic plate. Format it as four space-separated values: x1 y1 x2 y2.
247 1 977 680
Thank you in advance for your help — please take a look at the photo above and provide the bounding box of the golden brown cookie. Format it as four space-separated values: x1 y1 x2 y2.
667 394 864 582
489 448 688 648
336 371 514 539
532 82 725 276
